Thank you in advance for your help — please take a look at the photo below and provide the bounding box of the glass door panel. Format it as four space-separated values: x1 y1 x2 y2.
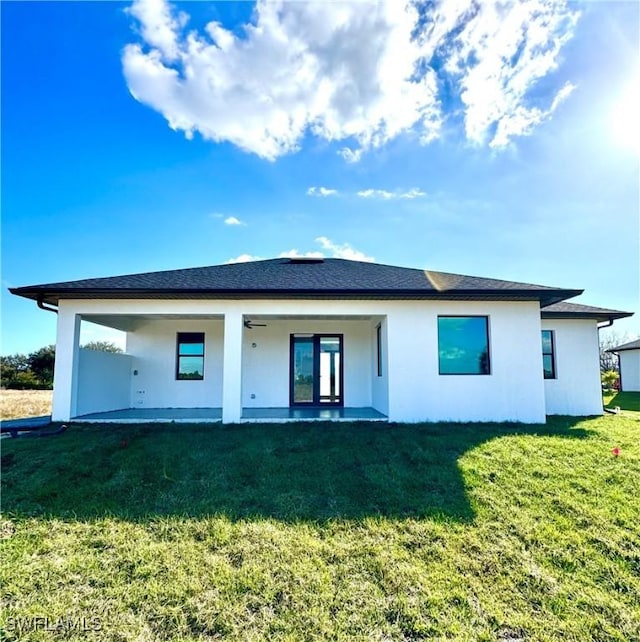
292 338 314 403
291 335 342 406
319 337 341 404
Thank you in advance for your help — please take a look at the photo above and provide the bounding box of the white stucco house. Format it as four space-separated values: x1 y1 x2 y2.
608 339 640 392
10 258 632 424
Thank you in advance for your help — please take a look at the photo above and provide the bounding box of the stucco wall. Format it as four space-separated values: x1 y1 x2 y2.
619 350 640 392
542 318 603 415
387 300 546 423
126 319 224 408
371 319 389 415
54 298 561 423
75 349 132 417
241 319 372 407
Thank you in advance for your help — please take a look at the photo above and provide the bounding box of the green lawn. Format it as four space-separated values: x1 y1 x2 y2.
603 391 640 416
2 416 639 641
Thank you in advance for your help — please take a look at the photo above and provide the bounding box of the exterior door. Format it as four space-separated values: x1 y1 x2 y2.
290 334 343 406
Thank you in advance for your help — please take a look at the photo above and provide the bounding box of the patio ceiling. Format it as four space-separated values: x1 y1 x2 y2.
82 312 381 332
246 314 383 321
81 313 225 332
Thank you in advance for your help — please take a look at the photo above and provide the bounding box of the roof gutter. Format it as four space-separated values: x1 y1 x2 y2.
37 295 58 314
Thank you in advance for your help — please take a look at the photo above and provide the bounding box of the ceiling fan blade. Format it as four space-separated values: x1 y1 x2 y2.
243 319 268 329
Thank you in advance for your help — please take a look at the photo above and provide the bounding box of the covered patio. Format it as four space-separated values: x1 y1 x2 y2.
56 304 389 423
73 406 387 423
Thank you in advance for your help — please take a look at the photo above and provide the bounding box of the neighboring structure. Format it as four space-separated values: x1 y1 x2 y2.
607 339 640 392
10 258 632 424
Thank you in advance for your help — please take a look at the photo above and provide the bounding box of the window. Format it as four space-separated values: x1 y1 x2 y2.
176 332 205 380
541 330 556 379
438 316 490 375
376 324 382 377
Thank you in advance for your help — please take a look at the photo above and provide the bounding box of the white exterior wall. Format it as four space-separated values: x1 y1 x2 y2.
241 319 372 408
126 318 224 409
222 311 243 423
371 319 389 415
542 318 603 415
387 300 546 423
76 349 133 417
619 350 640 392
52 308 80 421
55 298 550 423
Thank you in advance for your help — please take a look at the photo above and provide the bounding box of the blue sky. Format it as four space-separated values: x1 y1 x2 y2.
2 0 638 355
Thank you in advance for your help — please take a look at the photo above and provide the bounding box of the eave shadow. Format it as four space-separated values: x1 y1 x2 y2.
2 418 592 524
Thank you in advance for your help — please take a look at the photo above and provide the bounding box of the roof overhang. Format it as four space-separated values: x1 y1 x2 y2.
10 287 582 308
541 310 634 323
605 341 640 353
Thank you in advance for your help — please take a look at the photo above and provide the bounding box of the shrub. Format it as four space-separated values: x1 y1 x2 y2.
601 370 619 391
7 371 48 390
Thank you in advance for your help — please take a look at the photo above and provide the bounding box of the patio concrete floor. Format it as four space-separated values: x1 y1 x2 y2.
73 407 387 423
74 408 223 423
242 407 387 421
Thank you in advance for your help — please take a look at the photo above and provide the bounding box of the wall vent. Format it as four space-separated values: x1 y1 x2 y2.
287 257 325 264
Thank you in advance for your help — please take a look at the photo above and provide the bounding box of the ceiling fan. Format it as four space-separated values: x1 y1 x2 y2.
243 319 267 329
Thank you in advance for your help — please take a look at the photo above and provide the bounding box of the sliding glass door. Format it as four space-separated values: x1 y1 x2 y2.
290 334 343 406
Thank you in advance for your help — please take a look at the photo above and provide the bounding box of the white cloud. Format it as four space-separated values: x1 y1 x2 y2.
227 253 262 264
124 0 578 157
224 216 245 226
125 0 186 62
124 0 579 157
357 188 394 200
278 249 325 259
357 187 426 200
122 0 440 160
338 147 364 164
315 236 374 262
431 0 580 147
226 237 373 264
307 186 338 197
400 187 426 199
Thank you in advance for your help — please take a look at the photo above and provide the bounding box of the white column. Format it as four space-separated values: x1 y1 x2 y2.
52 309 81 421
222 310 243 423
385 310 427 422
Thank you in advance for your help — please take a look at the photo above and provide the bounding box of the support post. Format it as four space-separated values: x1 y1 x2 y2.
51 309 81 421
222 310 243 423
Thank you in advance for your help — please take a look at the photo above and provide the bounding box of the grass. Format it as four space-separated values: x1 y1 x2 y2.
0 389 52 421
1 415 639 641
603 391 640 417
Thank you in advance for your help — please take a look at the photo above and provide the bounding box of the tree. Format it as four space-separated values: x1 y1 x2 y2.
28 345 56 387
82 341 123 353
599 330 633 373
0 353 29 387
9 370 42 390
1 350 51 389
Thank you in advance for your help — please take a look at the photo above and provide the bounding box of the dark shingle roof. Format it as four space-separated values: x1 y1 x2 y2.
607 338 640 352
541 301 634 322
9 257 585 306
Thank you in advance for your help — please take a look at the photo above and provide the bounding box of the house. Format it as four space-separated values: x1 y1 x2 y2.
10 258 633 424
607 339 640 392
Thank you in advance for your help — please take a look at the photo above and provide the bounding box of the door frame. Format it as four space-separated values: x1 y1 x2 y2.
289 334 344 407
